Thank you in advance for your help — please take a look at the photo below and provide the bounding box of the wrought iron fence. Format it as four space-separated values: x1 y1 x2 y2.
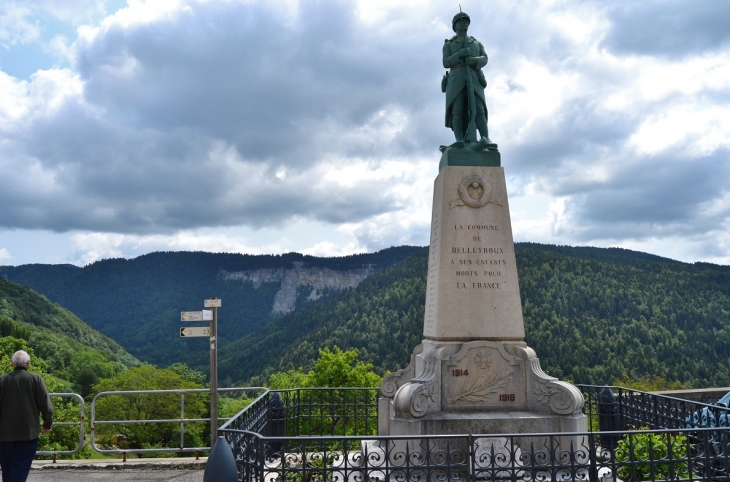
580 384 730 431
220 386 730 482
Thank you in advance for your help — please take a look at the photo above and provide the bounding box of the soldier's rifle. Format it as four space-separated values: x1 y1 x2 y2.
462 42 478 143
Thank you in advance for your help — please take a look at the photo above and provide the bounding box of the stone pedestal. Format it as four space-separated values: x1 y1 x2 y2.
423 165 523 341
379 156 587 454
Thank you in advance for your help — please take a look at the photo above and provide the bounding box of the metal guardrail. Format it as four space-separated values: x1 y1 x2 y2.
37 393 85 458
90 387 266 457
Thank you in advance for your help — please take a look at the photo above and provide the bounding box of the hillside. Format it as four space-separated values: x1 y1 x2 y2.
0 276 139 388
0 246 422 367
221 244 730 388
4 243 729 389
218 250 428 386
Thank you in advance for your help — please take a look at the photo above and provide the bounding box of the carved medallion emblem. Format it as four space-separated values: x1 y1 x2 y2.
449 175 502 209
475 348 493 369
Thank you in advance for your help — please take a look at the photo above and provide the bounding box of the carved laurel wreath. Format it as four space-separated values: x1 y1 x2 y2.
450 175 501 209
459 175 492 208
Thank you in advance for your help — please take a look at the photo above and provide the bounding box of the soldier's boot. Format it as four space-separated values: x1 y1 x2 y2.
474 115 497 150
476 115 492 144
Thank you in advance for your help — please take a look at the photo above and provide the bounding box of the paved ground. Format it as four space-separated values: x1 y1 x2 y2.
28 469 204 481
26 458 208 481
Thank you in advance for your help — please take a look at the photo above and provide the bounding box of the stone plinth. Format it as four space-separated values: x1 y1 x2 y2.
379 162 587 455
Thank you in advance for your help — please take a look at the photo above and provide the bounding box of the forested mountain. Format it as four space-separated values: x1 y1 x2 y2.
219 250 428 386
0 247 422 367
221 244 730 389
3 244 730 388
0 277 138 390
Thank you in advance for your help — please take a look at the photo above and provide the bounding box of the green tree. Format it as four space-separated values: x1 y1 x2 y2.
167 363 207 385
307 347 381 388
269 369 309 390
92 365 207 454
613 375 685 392
74 368 99 398
267 346 381 436
268 347 381 389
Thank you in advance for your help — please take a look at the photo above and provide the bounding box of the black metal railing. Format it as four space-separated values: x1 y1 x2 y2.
219 386 730 481
580 384 730 431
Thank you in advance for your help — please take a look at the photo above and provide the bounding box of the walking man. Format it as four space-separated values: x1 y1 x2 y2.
0 350 53 482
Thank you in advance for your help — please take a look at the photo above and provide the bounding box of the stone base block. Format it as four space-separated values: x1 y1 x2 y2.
379 339 588 465
387 411 587 461
380 340 585 423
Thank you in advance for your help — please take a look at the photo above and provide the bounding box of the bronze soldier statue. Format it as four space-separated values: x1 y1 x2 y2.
443 11 495 151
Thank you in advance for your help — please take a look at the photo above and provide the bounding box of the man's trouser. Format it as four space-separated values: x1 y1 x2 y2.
0 438 39 482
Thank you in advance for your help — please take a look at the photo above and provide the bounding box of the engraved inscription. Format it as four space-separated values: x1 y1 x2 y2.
454 224 499 230
424 210 440 334
452 247 504 254
473 282 502 289
450 219 507 288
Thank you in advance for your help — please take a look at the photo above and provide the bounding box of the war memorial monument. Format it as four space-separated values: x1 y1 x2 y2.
377 10 587 451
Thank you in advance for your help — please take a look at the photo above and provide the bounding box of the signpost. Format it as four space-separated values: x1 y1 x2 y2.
207 298 219 448
180 326 210 337
179 297 221 448
181 310 213 322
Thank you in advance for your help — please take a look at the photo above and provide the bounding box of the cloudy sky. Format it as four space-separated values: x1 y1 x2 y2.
1 0 729 267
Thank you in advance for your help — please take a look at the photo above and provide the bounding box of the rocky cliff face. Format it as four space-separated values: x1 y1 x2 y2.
219 262 378 313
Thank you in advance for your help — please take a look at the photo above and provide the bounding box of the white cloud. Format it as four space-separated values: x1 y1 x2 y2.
0 248 13 263
0 3 41 48
0 0 729 266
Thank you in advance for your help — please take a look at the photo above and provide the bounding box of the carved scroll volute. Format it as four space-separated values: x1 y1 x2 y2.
381 366 413 398
532 380 584 415
527 359 584 415
380 344 422 399
393 359 440 419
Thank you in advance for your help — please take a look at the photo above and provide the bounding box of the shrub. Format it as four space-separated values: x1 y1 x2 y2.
615 430 690 481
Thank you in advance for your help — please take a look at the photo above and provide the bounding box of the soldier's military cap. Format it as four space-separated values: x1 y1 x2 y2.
452 11 470 31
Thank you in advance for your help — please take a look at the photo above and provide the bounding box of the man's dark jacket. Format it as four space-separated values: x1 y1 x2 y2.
0 367 53 441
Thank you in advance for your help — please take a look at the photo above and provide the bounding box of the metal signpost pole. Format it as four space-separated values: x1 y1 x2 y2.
208 299 219 448
182 298 221 449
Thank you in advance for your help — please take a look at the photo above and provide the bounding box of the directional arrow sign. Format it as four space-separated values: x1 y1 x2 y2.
181 310 213 322
180 327 210 337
